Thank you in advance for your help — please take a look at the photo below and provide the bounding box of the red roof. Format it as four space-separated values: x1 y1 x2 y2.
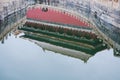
27 7 90 28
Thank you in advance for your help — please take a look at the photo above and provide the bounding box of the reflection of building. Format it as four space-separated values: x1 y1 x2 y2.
26 39 93 62
0 8 26 42
19 13 107 62
18 5 108 62
0 0 119 58
20 28 107 62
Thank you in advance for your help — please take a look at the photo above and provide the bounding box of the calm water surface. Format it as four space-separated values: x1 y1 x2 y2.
0 33 120 80
0 7 120 80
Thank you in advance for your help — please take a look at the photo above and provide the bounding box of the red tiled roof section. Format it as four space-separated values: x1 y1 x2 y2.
27 7 90 28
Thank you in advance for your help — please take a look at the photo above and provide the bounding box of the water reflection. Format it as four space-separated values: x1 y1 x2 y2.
18 21 109 62
92 13 120 57
25 39 92 62
66 1 120 57
0 5 119 60
0 8 26 42
0 5 120 80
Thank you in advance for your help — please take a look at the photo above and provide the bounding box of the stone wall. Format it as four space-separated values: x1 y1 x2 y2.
91 0 120 27
47 0 120 28
0 0 29 20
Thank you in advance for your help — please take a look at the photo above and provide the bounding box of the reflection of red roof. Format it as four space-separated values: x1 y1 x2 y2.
27 7 90 28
